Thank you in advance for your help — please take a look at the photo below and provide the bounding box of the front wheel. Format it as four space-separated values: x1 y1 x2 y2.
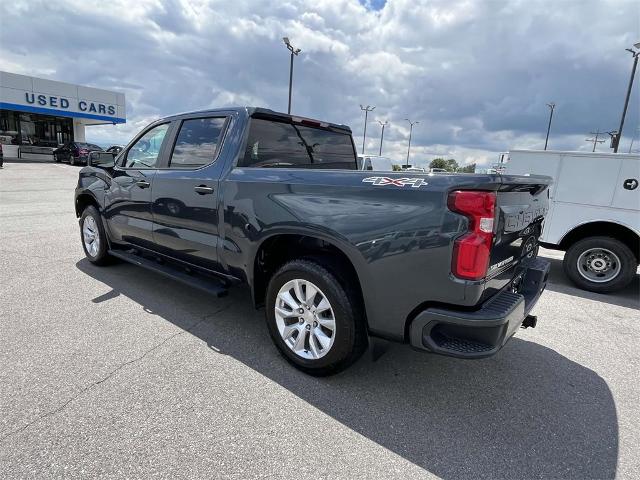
80 206 111 265
563 236 637 293
69 155 76 166
265 259 367 376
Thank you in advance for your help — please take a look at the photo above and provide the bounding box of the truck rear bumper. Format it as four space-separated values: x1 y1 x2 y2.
409 258 550 359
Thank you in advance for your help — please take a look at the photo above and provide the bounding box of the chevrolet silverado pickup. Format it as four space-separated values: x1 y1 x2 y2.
75 107 551 375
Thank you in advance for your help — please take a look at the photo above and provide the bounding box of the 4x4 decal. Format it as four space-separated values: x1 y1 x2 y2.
362 177 428 188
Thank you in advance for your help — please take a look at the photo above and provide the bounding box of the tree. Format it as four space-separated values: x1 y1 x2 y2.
429 158 459 172
458 163 476 173
392 164 403 171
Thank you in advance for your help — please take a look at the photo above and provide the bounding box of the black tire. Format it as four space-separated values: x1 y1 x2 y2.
69 155 76 166
79 205 111 266
563 236 637 293
265 259 367 376
54 153 60 163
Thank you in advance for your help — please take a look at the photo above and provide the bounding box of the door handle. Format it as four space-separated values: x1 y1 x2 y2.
194 185 214 195
135 180 151 188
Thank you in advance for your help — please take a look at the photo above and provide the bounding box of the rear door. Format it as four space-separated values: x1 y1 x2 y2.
103 122 171 248
612 157 640 210
151 115 229 271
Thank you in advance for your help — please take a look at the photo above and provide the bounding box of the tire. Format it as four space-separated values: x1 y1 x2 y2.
69 155 76 166
54 154 60 163
265 259 367 376
563 236 637 293
80 205 111 266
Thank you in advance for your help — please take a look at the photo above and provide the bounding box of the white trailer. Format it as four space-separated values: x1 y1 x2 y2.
504 149 639 293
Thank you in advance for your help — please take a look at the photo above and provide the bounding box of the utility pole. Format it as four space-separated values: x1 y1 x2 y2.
359 105 375 154
544 102 555 150
283 37 301 115
377 120 388 156
586 130 606 152
613 43 640 152
404 118 419 168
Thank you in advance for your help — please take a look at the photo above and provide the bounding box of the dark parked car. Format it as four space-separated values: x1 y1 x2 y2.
54 142 103 166
75 107 551 375
105 145 123 155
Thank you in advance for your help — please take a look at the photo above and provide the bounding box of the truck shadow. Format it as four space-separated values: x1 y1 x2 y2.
76 259 618 479
543 256 639 310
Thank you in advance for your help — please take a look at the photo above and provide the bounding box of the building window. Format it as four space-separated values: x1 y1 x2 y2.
16 112 72 147
0 110 20 145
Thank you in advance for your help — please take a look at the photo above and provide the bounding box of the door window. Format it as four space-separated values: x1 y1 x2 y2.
169 117 227 168
238 118 357 169
123 123 169 168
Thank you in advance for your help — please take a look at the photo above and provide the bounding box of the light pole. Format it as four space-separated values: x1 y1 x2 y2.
360 105 375 154
614 42 640 153
283 37 301 115
544 102 555 150
405 119 419 168
377 120 388 156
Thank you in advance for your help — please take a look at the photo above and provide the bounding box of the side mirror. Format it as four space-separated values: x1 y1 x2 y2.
88 151 116 168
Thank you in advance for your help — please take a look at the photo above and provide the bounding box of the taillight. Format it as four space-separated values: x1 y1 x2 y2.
448 190 496 280
79 149 89 155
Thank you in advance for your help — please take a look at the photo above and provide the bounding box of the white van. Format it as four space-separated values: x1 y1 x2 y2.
504 149 639 293
357 154 396 171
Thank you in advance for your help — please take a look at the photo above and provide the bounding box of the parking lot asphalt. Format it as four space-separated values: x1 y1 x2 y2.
1 160 638 479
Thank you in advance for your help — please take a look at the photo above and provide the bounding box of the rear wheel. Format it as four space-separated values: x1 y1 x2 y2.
563 236 636 293
265 259 367 376
69 155 76 166
80 206 111 265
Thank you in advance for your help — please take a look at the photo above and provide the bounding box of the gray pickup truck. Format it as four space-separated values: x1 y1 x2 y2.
75 107 551 375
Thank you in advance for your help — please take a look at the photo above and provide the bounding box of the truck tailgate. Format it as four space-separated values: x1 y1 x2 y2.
487 179 550 285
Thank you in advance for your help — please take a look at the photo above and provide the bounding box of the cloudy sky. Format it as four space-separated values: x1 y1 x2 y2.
1 0 638 167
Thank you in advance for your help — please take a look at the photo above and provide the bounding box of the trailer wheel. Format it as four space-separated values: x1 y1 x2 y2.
563 236 636 293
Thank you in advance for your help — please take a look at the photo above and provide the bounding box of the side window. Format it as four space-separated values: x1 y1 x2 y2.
169 117 226 168
123 123 169 169
238 118 357 169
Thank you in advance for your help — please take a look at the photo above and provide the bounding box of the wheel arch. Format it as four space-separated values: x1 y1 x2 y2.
75 192 100 218
558 221 640 263
251 233 367 325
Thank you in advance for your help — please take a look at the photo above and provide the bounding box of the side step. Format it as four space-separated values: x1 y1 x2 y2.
108 249 228 298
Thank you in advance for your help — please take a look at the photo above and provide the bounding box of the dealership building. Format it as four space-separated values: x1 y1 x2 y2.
0 71 126 158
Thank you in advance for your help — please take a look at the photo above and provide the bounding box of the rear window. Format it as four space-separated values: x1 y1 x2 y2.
238 118 356 169
76 143 102 150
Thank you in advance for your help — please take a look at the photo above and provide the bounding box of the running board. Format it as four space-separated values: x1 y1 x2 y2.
108 249 228 298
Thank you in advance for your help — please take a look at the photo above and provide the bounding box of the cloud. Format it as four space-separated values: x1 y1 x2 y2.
1 0 638 164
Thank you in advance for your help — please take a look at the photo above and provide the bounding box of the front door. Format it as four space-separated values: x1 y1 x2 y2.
103 122 171 249
151 116 229 271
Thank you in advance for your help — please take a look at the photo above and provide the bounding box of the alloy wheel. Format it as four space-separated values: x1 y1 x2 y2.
274 279 336 360
82 215 100 257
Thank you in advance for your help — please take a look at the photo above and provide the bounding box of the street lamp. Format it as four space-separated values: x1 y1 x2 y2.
359 105 375 154
377 120 388 156
283 37 301 115
544 102 555 150
405 119 419 168
613 42 640 153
